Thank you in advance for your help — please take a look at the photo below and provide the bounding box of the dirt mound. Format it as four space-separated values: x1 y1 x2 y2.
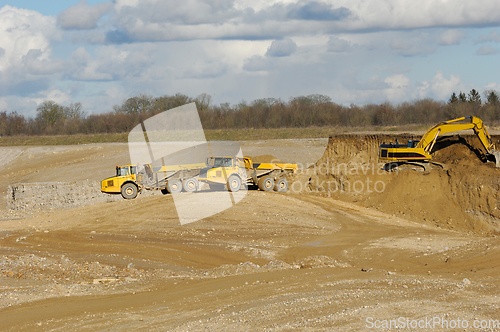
432 135 488 167
312 134 500 235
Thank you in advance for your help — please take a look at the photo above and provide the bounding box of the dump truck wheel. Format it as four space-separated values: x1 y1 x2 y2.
182 178 198 192
227 175 241 192
274 178 288 192
167 179 182 194
258 176 274 191
121 183 138 199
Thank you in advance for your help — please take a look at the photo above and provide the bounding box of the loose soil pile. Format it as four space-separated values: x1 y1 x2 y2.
311 134 500 235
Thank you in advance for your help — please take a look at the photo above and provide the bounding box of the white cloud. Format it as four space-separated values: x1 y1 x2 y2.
114 0 140 13
0 96 38 117
2 1 500 117
390 34 436 57
22 49 66 75
340 0 500 30
265 38 297 57
478 30 500 43
327 36 351 52
71 47 92 65
243 55 270 72
99 0 500 43
42 89 72 105
438 29 466 46
58 1 113 30
476 45 499 55
384 74 410 100
417 71 463 100
0 6 56 72
343 75 387 91
183 60 228 79
233 0 295 12
69 47 113 81
385 74 410 89
0 89 71 117
0 6 60 95
65 44 159 82
484 82 500 90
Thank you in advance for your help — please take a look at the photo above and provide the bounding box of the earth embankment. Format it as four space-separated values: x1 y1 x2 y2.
310 134 500 235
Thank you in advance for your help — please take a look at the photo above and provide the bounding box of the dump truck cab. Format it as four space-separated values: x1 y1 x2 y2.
199 157 247 188
101 165 140 199
206 156 250 169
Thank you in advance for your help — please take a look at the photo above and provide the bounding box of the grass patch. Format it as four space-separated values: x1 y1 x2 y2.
0 125 428 146
0 133 129 146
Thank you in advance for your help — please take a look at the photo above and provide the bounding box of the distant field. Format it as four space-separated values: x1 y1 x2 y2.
0 125 429 146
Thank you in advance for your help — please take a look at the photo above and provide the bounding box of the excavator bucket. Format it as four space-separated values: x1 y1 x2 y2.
491 150 500 168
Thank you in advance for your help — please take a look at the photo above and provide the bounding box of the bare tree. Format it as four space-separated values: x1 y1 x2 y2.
114 94 155 114
63 102 86 119
36 101 66 126
195 93 212 111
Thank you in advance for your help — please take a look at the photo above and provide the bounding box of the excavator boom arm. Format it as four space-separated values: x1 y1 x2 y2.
416 116 496 153
379 115 500 167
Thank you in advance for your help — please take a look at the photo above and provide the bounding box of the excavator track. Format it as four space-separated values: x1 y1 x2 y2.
383 161 449 172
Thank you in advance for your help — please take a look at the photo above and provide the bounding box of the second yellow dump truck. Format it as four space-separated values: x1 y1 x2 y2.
197 156 298 192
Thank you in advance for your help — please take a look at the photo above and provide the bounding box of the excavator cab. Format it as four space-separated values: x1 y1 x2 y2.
407 140 417 148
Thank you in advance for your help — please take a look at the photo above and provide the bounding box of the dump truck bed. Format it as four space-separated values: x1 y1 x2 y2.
151 162 207 173
251 162 298 171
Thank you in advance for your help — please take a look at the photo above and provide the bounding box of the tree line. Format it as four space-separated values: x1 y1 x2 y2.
1 90 499 137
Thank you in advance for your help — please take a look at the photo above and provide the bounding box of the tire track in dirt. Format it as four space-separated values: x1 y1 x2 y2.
0 147 23 168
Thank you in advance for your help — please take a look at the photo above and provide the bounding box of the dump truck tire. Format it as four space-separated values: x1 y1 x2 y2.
182 178 198 192
167 179 182 194
258 176 274 191
227 175 241 192
121 183 138 199
274 178 288 192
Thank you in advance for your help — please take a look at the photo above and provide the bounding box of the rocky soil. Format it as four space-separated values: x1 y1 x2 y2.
1 137 499 331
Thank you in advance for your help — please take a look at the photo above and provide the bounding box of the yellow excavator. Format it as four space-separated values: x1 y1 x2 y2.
379 116 500 169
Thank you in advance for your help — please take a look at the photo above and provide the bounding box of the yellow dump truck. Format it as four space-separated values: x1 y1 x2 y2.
197 156 298 192
101 162 206 199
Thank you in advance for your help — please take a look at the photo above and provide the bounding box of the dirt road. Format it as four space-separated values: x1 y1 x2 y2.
1 137 499 331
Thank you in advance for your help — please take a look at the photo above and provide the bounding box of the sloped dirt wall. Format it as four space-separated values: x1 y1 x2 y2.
312 134 500 235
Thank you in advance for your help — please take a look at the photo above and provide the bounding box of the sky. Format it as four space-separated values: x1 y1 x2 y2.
1 0 500 118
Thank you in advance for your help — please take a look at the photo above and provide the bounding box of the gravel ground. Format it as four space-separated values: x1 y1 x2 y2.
1 139 499 331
